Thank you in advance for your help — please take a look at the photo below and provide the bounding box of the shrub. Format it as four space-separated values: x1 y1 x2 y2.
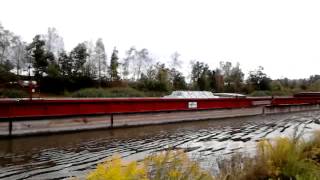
71 87 145 98
144 150 213 180
86 150 213 180
87 154 147 180
0 89 28 98
249 90 272 97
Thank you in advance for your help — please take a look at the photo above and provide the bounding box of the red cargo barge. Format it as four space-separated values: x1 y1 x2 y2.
1 94 320 137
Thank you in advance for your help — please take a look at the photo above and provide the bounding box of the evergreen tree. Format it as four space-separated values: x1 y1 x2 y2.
170 68 187 90
110 47 119 81
58 51 73 76
70 43 88 76
247 66 271 91
26 35 54 79
190 61 212 90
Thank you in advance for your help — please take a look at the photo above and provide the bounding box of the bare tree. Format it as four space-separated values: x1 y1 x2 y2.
0 24 13 64
12 38 27 75
169 51 183 70
94 38 107 83
121 47 136 80
84 40 96 77
122 47 154 80
43 27 65 58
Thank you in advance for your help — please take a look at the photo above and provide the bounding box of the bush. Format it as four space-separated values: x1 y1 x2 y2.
86 150 213 180
249 90 272 97
87 154 147 180
144 150 213 180
0 89 28 98
71 87 145 98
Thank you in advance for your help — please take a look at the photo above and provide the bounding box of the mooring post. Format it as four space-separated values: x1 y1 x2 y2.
8 119 13 137
262 106 265 115
110 114 114 128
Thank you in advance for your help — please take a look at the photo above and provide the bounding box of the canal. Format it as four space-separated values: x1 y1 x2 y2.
0 111 320 180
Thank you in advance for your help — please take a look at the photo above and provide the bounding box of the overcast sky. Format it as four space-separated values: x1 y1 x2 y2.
1 0 320 79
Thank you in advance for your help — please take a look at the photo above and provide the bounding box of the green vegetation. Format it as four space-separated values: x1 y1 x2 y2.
1 23 320 97
0 89 28 98
87 154 147 180
218 131 320 180
86 131 320 180
249 90 272 97
71 87 145 98
86 150 213 180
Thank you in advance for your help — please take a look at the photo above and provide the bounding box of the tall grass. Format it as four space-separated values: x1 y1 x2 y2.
217 131 320 180
84 131 320 180
86 154 147 180
86 150 213 180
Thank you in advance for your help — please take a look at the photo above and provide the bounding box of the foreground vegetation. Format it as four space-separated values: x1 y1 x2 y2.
85 131 320 180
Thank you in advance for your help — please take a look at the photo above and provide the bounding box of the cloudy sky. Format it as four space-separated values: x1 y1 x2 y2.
1 0 320 79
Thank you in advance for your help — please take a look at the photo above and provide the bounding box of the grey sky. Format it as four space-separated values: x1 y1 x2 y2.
1 0 320 79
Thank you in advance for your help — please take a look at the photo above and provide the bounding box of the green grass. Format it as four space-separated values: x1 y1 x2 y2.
0 89 28 98
70 87 170 98
71 87 145 98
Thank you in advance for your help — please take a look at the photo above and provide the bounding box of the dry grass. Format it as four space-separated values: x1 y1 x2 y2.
217 131 320 180
84 131 320 180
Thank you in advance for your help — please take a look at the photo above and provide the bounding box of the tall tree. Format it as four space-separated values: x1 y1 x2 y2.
155 63 171 91
94 38 107 83
121 47 154 80
190 61 213 90
170 68 187 90
26 35 54 79
84 40 96 78
110 47 119 81
220 61 244 92
11 38 27 76
247 66 271 91
169 51 183 70
43 27 65 58
0 24 12 65
122 47 136 80
58 51 72 76
70 43 88 76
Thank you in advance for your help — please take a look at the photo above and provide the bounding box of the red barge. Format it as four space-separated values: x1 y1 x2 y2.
1 93 320 137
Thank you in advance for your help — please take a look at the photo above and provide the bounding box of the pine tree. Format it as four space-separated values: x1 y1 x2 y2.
110 47 119 81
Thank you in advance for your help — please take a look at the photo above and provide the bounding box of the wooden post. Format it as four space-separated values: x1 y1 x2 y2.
110 114 114 128
8 119 13 137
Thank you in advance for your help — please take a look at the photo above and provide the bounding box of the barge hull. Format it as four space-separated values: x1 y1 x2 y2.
1 97 320 137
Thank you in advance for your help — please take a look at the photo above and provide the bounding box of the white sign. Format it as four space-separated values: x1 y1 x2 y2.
188 102 198 109
252 100 271 106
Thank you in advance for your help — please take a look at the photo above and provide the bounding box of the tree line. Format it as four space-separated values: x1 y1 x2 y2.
1 23 320 96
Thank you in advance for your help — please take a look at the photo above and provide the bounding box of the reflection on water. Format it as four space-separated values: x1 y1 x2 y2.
0 111 320 180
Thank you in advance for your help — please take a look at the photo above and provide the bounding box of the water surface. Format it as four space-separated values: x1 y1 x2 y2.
0 111 320 180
